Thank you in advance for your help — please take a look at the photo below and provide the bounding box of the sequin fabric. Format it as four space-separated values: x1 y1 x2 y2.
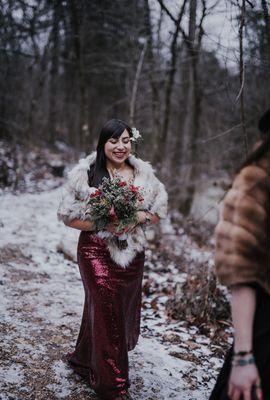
67 231 145 399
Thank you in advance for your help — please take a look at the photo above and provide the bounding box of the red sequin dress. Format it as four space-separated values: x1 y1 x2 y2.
67 231 145 399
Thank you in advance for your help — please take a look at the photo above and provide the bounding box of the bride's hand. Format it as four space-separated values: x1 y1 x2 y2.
121 222 138 234
137 211 159 225
121 212 149 233
105 223 133 236
105 211 148 235
121 211 153 234
105 222 119 234
137 211 147 224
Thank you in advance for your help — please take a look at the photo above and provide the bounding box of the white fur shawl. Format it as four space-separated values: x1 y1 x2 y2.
57 151 168 267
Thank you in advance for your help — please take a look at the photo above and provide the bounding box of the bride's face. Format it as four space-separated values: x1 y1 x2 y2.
104 129 131 164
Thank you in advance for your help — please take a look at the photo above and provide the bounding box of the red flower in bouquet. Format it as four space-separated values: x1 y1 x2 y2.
129 185 138 193
90 189 102 198
129 184 143 202
109 206 118 223
119 181 127 187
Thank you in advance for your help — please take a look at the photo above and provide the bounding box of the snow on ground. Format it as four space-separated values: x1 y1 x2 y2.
0 185 224 399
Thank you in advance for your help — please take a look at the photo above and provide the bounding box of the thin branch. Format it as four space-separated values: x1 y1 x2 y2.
198 124 243 144
156 0 177 24
197 0 207 49
238 0 248 157
0 47 34 58
245 0 255 8
129 41 148 125
235 67 245 103
156 0 190 46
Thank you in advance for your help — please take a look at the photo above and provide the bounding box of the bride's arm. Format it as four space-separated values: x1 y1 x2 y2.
147 172 168 220
63 218 94 231
57 158 96 226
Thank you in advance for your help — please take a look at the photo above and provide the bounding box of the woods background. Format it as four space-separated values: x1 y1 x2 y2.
1 0 269 216
1 2 270 397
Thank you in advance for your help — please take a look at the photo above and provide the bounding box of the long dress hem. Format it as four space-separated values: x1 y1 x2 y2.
67 231 145 400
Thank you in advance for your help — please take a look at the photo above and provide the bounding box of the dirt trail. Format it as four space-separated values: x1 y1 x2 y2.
0 188 221 399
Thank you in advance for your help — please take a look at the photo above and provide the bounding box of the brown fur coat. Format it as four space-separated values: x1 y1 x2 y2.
215 153 270 294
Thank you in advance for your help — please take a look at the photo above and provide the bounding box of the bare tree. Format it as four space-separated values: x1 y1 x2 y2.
48 0 62 144
144 0 162 153
153 0 187 166
129 40 147 126
176 0 207 214
261 0 270 61
237 0 249 158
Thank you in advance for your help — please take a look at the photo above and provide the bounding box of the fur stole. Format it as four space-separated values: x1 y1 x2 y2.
215 153 270 294
57 151 168 267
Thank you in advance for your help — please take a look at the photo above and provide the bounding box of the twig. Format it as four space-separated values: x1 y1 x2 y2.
156 0 177 24
129 41 147 126
237 0 248 158
245 0 255 8
197 123 242 144
235 69 245 103
156 0 190 47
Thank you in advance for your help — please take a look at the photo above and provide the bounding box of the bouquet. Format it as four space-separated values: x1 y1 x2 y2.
86 176 144 250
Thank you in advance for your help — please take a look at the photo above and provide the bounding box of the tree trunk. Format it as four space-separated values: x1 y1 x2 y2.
153 0 187 166
129 41 147 126
144 0 162 156
48 0 61 145
69 0 88 149
238 0 248 158
177 0 204 215
262 0 270 48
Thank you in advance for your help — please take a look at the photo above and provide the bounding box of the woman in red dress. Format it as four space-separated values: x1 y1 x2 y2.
57 119 168 399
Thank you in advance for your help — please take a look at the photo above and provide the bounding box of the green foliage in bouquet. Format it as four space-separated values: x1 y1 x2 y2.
86 176 144 233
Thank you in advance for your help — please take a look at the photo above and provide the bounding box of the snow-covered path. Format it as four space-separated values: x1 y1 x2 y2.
0 188 221 399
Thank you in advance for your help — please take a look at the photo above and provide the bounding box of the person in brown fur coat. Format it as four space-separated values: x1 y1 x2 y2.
210 108 270 400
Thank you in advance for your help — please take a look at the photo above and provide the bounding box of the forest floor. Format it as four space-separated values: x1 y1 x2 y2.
0 173 231 400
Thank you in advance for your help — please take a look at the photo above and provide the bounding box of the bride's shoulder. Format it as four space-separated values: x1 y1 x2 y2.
67 151 96 178
128 154 156 176
65 151 96 191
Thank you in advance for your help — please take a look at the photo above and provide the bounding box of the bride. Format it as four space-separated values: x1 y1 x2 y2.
57 119 168 399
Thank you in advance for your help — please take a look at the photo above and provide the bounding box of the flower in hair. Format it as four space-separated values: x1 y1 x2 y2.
130 127 142 142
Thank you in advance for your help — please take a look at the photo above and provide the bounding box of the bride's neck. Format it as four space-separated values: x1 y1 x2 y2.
106 159 126 171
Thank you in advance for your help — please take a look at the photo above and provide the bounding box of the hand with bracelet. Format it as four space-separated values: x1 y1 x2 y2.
228 286 263 400
229 349 262 400
137 210 160 227
106 211 157 236
121 211 158 234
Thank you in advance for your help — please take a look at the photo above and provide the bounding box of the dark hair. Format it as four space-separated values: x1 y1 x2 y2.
238 108 270 171
88 118 133 187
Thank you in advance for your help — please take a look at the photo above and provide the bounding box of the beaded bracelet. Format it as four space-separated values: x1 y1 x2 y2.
232 356 255 367
233 349 253 357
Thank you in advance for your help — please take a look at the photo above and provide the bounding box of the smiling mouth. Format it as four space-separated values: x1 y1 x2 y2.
113 152 126 156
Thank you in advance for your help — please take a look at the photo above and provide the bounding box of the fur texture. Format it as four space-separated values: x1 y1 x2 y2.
215 153 270 294
57 151 168 267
